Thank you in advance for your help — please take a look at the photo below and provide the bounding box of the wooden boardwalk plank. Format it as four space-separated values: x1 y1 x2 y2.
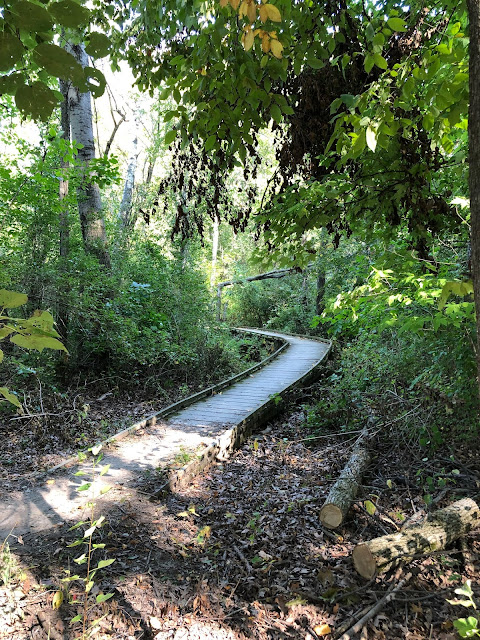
0 329 330 538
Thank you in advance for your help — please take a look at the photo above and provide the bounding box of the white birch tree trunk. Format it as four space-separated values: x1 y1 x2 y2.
66 43 110 267
210 216 220 290
119 125 139 229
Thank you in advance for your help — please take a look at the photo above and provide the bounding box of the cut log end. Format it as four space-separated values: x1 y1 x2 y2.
320 503 344 529
352 543 376 579
352 498 480 579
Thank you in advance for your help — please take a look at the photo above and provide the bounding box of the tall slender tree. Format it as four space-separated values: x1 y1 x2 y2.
66 43 110 267
469 0 480 396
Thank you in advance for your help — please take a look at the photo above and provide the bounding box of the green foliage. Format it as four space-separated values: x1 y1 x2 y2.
63 444 115 639
448 581 480 638
0 539 23 587
226 272 314 332
0 289 66 410
0 0 109 120
302 236 477 445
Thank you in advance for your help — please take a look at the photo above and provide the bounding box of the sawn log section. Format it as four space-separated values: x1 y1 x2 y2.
0 329 331 538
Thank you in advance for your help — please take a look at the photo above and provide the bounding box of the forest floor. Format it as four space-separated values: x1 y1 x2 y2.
1 385 479 640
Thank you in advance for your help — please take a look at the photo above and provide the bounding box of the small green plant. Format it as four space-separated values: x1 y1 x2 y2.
0 537 22 586
61 444 115 639
173 446 194 466
0 289 67 411
247 512 262 543
269 392 283 406
448 580 479 637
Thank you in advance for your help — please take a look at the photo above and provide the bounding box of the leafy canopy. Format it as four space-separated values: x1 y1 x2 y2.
0 0 112 120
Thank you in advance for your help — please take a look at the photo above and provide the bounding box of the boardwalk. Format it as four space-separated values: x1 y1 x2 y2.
0 330 330 537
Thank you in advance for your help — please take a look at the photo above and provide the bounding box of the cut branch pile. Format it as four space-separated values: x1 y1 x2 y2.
353 497 480 579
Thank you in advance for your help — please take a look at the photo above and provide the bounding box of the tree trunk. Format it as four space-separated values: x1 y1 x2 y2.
469 0 480 398
119 131 138 229
66 43 110 268
319 427 371 529
59 79 70 260
58 79 71 342
316 266 326 316
210 216 220 290
352 498 480 579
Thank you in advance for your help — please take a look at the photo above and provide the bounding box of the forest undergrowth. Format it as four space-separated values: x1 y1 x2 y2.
1 365 479 640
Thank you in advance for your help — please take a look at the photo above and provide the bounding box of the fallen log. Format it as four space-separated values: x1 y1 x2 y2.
353 497 480 579
319 427 371 529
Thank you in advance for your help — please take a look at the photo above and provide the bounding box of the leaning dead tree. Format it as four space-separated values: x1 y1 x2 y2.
216 264 313 321
353 497 480 579
319 426 372 529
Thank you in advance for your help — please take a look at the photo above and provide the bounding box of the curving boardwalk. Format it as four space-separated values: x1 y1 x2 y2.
0 330 330 537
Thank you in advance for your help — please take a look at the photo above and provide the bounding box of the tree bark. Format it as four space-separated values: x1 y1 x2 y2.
58 79 71 342
316 266 326 316
468 0 480 397
352 498 480 579
319 427 371 529
119 131 138 229
66 43 110 268
210 216 220 290
59 79 70 260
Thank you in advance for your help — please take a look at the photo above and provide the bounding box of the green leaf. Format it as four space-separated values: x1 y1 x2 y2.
0 387 22 409
164 110 178 122
438 280 474 309
0 289 28 309
306 57 323 69
364 54 375 74
330 98 342 114
366 126 377 152
52 590 64 610
9 1 53 31
76 483 91 492
0 349 3 364
83 67 106 98
0 34 24 72
422 113 435 131
74 553 87 564
0 326 16 340
364 500 376 515
26 310 57 333
270 103 282 124
387 17 408 32
0 73 26 95
373 53 388 70
85 33 111 58
205 135 217 151
10 334 67 352
48 0 91 28
453 617 478 638
165 129 177 145
97 558 115 569
366 22 375 41
373 33 385 47
96 593 114 603
71 614 82 623
455 581 474 598
15 82 59 121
